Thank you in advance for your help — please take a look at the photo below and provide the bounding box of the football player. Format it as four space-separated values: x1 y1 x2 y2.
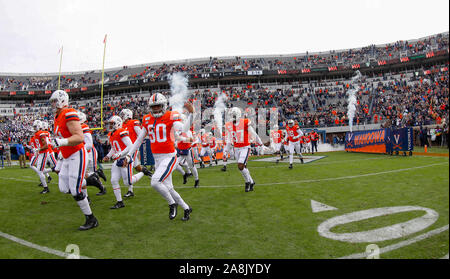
122 93 193 221
102 115 147 209
119 108 153 197
270 125 284 163
174 115 199 187
120 110 152 172
224 107 262 192
198 129 209 168
49 90 98 231
285 119 304 169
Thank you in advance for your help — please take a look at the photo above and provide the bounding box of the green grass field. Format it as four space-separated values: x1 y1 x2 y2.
0 150 448 259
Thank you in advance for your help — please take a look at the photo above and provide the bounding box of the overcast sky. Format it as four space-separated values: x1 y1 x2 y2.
0 0 448 74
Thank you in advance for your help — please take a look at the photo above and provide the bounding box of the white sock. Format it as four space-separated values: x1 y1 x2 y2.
77 198 92 215
112 184 122 202
151 180 175 205
169 188 189 210
43 168 52 174
30 165 40 175
132 172 144 183
289 154 294 164
244 168 254 184
176 165 185 175
191 166 199 180
38 172 47 187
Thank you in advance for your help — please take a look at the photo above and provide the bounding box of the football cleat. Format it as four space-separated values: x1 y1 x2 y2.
221 165 227 172
78 215 98 231
169 203 178 220
300 158 304 164
40 187 50 194
96 168 107 181
194 179 199 188
110 201 125 209
96 186 107 196
124 191 134 198
249 182 255 191
38 182 43 187
276 159 279 164
47 175 52 183
289 164 293 169
183 173 188 184
245 182 250 192
181 207 192 221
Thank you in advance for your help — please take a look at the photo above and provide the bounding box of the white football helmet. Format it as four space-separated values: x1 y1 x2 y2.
49 90 69 109
229 107 242 122
149 93 167 118
41 121 49 131
106 115 123 132
287 119 295 127
77 111 87 124
119 109 133 121
32 120 42 132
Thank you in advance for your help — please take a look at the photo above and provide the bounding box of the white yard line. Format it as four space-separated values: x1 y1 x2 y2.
339 225 449 259
0 230 92 259
3 162 448 190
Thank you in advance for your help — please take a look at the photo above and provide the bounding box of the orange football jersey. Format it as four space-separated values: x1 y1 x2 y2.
122 119 141 143
286 125 300 143
271 130 283 144
225 118 251 148
53 108 84 159
141 110 181 154
108 128 130 159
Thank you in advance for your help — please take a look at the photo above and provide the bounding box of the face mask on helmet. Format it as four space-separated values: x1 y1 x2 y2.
120 109 133 121
49 90 69 110
33 120 41 132
106 116 122 132
288 120 295 127
149 93 167 118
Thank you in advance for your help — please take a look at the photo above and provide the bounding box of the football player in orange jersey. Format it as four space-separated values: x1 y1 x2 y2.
221 127 234 172
285 119 304 169
224 107 263 192
77 111 106 196
28 120 49 189
174 115 199 187
39 121 58 188
32 120 56 194
103 115 147 209
119 108 153 185
49 90 98 231
270 125 284 163
122 93 193 221
198 129 209 168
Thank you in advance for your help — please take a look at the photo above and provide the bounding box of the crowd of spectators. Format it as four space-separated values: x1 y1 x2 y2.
1 32 447 92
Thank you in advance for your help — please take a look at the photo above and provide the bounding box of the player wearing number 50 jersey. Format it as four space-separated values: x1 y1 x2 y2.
120 93 193 221
49 90 98 231
224 107 263 192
